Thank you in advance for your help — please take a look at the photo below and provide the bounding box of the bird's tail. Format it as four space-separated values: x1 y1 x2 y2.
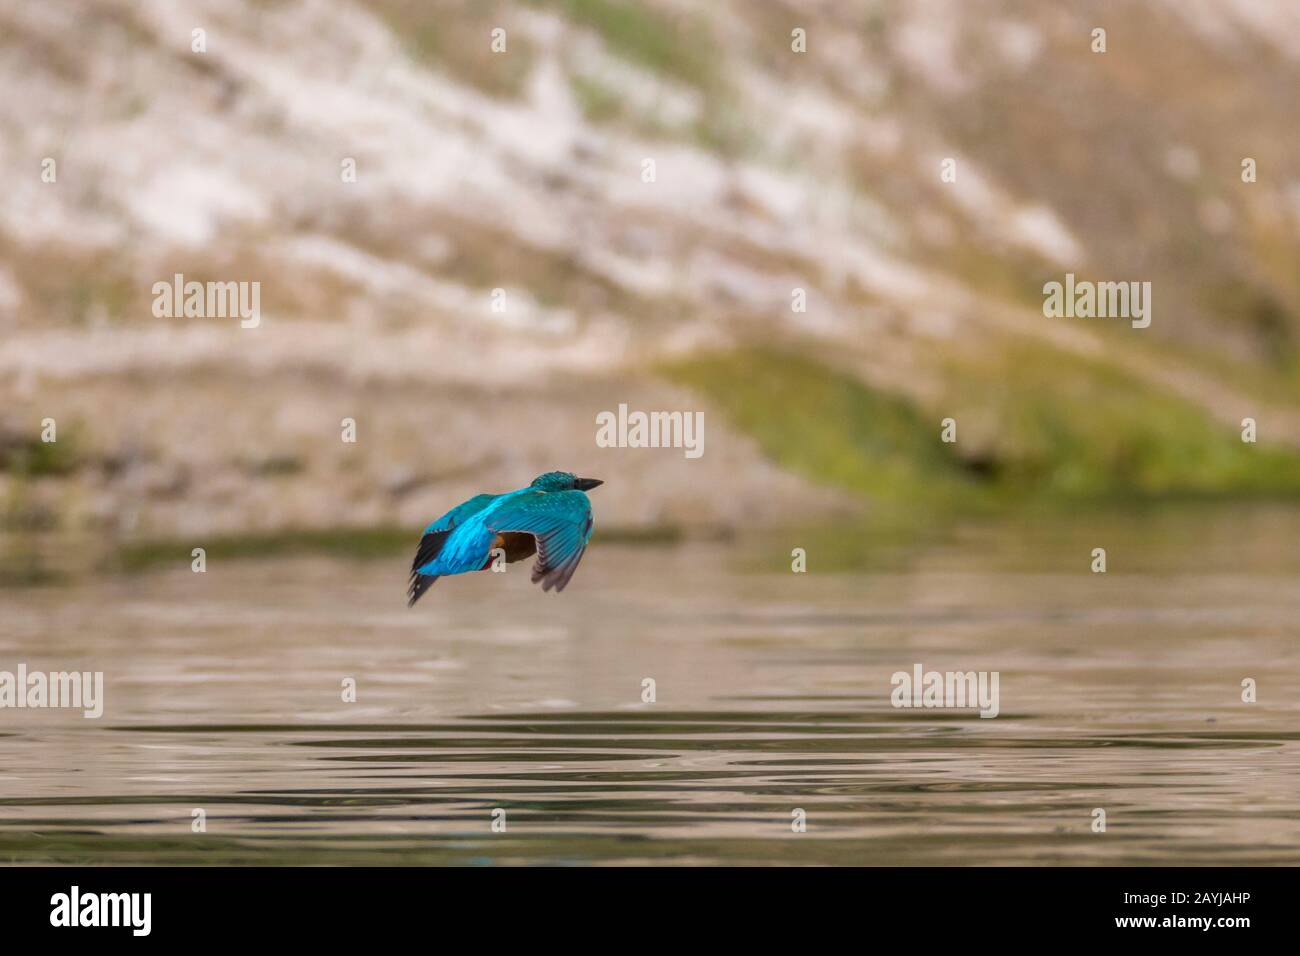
407 573 439 607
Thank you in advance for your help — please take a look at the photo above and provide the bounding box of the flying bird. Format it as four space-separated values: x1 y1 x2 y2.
407 471 603 606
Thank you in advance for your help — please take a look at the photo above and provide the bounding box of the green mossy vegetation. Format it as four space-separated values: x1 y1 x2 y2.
539 0 718 91
1 429 81 478
939 344 1300 499
662 346 1300 516
664 348 983 514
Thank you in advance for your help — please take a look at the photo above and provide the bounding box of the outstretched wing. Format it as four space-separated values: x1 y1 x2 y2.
486 490 594 593
408 493 497 606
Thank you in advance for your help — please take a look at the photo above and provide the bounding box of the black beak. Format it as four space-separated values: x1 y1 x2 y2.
574 477 604 491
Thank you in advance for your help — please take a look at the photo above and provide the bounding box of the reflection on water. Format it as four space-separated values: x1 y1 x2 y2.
2 506 1299 865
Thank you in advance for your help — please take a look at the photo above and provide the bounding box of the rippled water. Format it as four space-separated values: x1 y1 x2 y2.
2 506 1299 865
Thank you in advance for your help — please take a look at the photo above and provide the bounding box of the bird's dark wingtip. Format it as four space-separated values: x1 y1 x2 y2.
407 573 439 607
408 529 452 607
410 530 451 575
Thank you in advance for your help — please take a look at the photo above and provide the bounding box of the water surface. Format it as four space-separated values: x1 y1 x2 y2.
2 507 1299 865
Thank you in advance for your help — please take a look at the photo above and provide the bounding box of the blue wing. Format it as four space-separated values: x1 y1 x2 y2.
408 493 498 606
486 490 594 592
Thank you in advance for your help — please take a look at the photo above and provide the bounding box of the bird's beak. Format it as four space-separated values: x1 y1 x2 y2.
574 477 604 491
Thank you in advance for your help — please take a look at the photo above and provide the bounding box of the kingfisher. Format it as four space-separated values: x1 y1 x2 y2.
407 471 603 606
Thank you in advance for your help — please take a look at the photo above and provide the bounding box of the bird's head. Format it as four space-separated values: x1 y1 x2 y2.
530 471 604 492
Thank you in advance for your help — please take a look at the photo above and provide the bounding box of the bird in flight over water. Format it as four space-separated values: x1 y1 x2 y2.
407 471 603 606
